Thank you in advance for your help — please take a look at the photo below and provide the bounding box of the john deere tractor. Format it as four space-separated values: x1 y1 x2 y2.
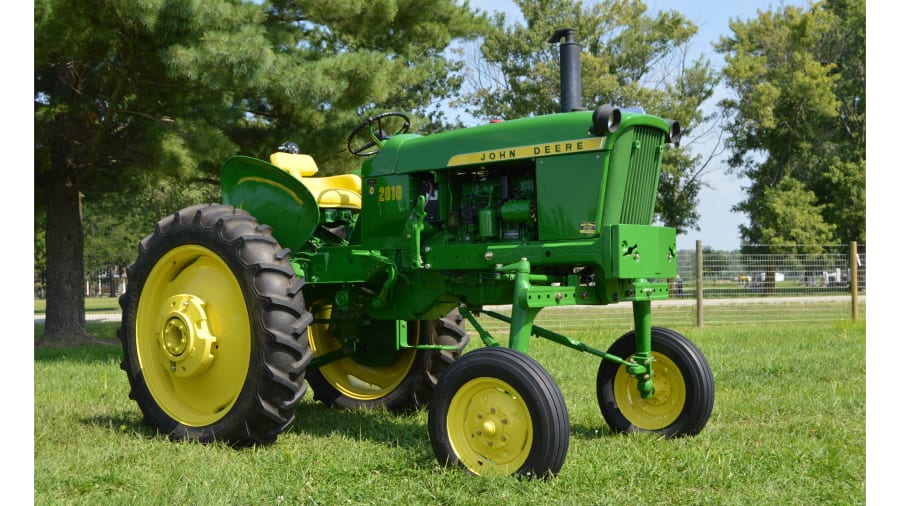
118 30 714 478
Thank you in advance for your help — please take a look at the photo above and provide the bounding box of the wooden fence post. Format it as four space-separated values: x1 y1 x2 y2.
850 241 858 322
696 240 703 327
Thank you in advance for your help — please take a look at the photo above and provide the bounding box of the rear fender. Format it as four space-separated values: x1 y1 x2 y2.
221 155 320 251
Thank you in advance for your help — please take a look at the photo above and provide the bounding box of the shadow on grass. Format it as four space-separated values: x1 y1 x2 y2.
570 423 617 440
80 412 166 441
34 341 122 364
34 321 122 352
288 397 432 452
77 383 435 458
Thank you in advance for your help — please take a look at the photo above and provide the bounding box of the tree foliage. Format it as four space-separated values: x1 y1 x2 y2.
715 0 865 249
455 0 720 233
34 0 485 346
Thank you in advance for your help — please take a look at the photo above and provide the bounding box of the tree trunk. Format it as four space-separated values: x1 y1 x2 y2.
35 176 99 347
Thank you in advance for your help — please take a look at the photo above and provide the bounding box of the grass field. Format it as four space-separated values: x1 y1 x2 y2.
34 297 121 314
33 314 865 505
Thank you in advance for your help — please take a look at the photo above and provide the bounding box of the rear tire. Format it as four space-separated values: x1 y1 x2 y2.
118 204 313 446
417 309 469 406
306 308 468 412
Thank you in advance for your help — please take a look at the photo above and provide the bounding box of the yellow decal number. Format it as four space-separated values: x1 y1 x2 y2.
378 185 403 202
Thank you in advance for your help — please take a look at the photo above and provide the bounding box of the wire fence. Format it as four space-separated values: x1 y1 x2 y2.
69 243 866 332
676 241 865 327
473 242 866 336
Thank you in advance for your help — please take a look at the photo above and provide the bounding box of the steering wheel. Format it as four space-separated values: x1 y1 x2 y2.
346 112 411 156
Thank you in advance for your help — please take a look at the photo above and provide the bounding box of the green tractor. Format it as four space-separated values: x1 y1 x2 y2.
118 31 714 478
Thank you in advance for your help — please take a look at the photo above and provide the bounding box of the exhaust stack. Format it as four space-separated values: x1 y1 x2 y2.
549 28 582 112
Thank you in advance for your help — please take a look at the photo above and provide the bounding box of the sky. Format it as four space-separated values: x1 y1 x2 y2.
459 0 810 251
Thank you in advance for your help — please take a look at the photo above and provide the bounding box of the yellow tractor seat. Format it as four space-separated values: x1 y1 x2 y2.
269 152 362 209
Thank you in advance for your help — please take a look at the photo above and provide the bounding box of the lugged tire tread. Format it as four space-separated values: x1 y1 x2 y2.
307 308 470 412
119 203 313 447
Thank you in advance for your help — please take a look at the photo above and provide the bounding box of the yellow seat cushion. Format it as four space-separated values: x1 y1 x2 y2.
269 153 362 209
270 152 319 177
302 176 362 208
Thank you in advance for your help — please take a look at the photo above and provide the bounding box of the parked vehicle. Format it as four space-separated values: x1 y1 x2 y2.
118 30 713 477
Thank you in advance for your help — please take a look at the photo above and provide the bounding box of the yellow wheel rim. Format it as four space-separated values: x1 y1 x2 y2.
613 352 686 430
135 245 250 426
446 377 533 476
308 307 419 401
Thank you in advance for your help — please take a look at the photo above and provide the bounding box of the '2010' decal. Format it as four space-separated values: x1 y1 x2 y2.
378 185 403 202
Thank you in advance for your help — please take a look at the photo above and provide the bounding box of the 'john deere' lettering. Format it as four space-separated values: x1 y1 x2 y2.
448 137 605 166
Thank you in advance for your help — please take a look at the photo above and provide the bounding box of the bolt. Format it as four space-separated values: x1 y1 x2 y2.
643 374 650 380
484 251 493 261
490 407 496 413
555 292 563 302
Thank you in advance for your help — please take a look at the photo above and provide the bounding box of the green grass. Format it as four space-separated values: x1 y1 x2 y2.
34 319 865 505
34 296 122 314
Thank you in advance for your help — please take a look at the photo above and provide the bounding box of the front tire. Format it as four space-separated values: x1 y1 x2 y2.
118 204 313 446
428 347 569 478
596 327 714 437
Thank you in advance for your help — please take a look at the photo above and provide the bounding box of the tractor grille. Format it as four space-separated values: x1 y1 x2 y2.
619 126 665 225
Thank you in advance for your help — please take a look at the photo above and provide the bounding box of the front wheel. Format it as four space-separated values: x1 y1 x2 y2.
118 204 313 446
596 327 714 437
428 347 569 478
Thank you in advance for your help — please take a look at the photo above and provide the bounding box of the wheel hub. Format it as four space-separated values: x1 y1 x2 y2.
159 294 218 378
644 373 671 406
463 391 527 459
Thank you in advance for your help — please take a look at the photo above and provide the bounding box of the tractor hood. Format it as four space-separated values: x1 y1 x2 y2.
363 109 671 177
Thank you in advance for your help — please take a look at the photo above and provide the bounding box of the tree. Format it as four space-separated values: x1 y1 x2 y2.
454 0 720 233
34 0 486 347
715 0 865 247
82 171 222 297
